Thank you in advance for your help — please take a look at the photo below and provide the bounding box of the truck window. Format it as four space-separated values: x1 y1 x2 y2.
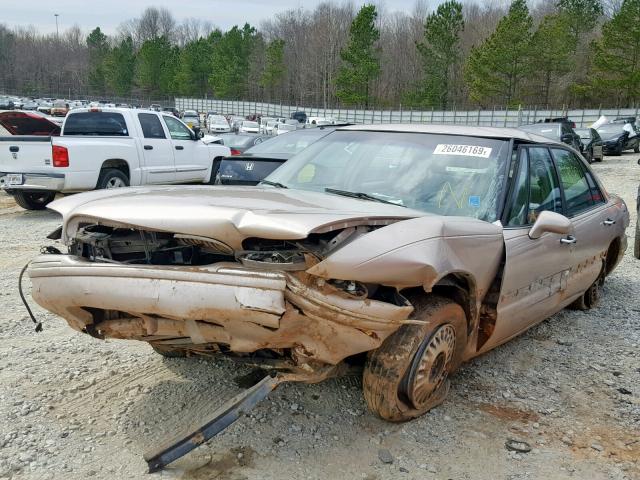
63 112 128 136
163 116 192 140
138 113 166 139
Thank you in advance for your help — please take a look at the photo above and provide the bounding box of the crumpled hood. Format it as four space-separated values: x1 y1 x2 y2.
50 185 424 248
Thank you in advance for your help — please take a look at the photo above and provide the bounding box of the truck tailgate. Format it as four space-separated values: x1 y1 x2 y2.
0 137 54 173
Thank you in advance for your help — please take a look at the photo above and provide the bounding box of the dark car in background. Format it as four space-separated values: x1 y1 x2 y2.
162 107 180 117
290 111 307 124
519 122 582 152
0 98 15 110
218 133 270 155
597 123 640 155
214 125 343 186
574 128 603 163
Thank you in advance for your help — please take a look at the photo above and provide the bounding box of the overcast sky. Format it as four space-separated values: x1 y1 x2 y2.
0 0 424 35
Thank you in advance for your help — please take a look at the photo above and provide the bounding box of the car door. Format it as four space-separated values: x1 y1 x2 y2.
551 147 614 298
137 112 175 184
162 115 208 183
484 146 573 352
591 129 603 160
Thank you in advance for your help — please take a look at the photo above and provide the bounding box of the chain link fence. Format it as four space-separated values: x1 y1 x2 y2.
176 98 640 128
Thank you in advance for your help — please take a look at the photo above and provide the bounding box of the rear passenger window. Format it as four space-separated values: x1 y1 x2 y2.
63 112 128 136
138 113 166 139
552 148 595 216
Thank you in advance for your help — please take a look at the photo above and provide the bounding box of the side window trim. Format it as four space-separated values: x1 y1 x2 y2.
550 146 603 217
502 144 529 228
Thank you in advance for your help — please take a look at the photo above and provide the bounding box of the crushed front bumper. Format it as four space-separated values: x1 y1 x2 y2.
29 255 413 366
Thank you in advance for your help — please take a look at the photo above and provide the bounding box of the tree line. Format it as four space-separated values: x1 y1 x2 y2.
0 0 638 109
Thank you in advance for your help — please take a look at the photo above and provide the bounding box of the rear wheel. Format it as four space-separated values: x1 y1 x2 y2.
97 168 129 189
634 144 639 153
363 295 467 422
12 191 56 210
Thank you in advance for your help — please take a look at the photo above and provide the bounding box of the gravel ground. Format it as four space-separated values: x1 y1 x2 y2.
0 155 638 480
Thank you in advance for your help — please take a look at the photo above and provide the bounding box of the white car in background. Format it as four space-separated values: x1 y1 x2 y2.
307 116 336 126
207 114 231 133
263 119 281 135
274 123 297 135
239 120 260 133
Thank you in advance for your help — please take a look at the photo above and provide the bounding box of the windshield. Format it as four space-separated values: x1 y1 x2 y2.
243 121 259 128
597 125 625 138
246 129 330 155
574 129 591 139
265 131 509 222
519 124 560 139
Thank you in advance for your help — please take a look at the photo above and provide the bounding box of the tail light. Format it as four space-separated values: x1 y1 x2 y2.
230 148 242 156
52 145 69 167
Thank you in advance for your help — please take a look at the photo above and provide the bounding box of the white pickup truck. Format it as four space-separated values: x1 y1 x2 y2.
0 108 230 209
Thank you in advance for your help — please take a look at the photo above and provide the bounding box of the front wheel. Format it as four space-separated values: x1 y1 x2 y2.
363 295 467 422
634 144 639 153
12 191 56 210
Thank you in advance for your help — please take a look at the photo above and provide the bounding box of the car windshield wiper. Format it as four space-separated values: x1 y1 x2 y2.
324 188 404 207
260 180 288 188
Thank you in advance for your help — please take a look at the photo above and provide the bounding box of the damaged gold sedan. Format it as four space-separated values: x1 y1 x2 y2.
30 125 628 426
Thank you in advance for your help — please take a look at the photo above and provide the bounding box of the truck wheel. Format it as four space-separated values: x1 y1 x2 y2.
363 295 467 422
12 191 56 210
634 222 640 259
634 144 639 153
97 168 129 189
151 344 187 358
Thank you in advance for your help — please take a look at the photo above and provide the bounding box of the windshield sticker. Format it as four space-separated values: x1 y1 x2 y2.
446 166 489 174
433 144 492 158
468 195 481 207
438 182 470 209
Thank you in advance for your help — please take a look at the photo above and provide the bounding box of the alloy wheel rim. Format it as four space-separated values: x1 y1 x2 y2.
106 177 126 188
407 324 456 408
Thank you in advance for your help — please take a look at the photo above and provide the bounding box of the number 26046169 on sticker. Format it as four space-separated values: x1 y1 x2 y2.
433 144 492 158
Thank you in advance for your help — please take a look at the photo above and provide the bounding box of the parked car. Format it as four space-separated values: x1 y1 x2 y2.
0 98 15 110
182 110 200 129
36 102 53 115
28 126 627 457
149 104 162 112
162 107 180 117
50 100 70 117
22 100 39 111
214 126 342 186
217 133 270 155
597 123 640 155
519 123 582 152
538 117 576 128
290 111 307 124
0 110 61 136
239 120 260 133
574 128 603 163
0 107 230 210
274 123 297 135
307 116 336 126
207 114 231 134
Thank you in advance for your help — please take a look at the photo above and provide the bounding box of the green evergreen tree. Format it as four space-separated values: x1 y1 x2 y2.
557 0 603 50
530 14 576 106
104 36 136 96
465 0 533 106
174 37 214 96
209 24 258 99
335 5 380 107
135 36 176 96
414 1 464 109
260 39 286 100
86 27 110 94
591 0 640 104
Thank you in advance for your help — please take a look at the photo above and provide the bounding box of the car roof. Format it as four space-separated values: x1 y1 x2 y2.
338 123 558 144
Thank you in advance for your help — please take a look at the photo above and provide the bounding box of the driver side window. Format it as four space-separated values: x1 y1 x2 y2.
163 115 192 140
507 147 563 227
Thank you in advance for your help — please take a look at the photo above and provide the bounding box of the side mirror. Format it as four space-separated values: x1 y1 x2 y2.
192 126 203 139
529 211 572 240
560 133 573 143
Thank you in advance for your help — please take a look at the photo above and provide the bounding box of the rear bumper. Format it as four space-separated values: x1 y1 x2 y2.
0 172 65 191
29 255 412 365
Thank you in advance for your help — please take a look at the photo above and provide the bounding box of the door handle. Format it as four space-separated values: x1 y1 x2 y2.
9 146 19 152
144 145 153 150
560 235 576 245
175 146 184 150
603 219 616 226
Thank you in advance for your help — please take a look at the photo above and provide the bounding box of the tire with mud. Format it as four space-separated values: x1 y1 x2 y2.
570 264 605 311
96 168 129 189
151 344 187 358
12 191 56 210
363 294 467 422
